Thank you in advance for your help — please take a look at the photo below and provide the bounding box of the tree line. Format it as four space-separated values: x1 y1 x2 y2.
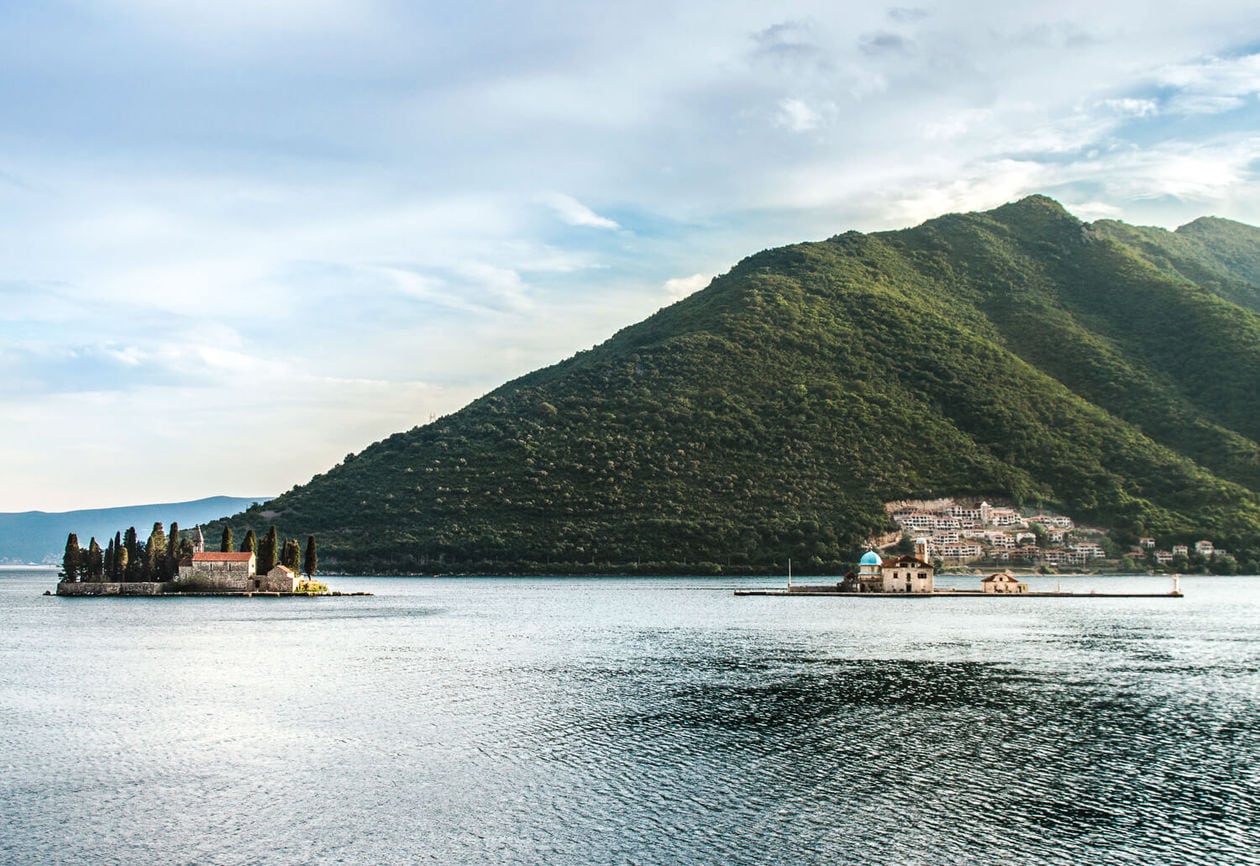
60 522 317 583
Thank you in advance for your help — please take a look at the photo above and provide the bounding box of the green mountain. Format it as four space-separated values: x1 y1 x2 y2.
210 196 1260 574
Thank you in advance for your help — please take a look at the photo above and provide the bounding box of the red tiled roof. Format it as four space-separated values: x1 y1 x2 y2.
191 552 254 562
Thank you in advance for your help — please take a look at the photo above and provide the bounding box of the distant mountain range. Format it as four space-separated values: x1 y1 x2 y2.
0 496 267 565
198 195 1260 574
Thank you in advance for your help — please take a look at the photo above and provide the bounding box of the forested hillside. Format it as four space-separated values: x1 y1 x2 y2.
208 196 1260 573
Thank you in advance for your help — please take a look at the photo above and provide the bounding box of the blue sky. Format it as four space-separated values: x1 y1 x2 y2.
4 1 1260 511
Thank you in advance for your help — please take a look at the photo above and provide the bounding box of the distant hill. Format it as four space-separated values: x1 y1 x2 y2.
0 496 267 564
207 196 1260 574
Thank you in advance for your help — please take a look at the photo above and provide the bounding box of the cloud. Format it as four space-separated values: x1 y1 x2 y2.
541 192 620 229
750 19 823 66
859 31 913 56
1157 51 1260 94
888 7 930 23
920 108 992 141
663 273 711 301
1099 97 1160 118
777 97 823 132
1155 52 1260 115
1063 200 1124 220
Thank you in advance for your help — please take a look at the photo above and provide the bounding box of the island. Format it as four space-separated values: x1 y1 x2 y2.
53 523 365 597
735 544 1183 599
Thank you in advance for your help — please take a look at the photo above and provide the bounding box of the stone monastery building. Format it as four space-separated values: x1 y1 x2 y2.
852 549 935 593
175 532 298 593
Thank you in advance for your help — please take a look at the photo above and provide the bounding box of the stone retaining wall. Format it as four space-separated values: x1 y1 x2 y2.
56 581 172 596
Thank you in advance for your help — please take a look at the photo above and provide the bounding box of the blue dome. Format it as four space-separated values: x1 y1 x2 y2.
859 550 882 566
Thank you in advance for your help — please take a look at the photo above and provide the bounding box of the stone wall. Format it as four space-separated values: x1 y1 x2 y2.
56 581 171 596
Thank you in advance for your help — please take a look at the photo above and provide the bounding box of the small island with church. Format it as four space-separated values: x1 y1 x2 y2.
735 540 1184 599
53 522 365 597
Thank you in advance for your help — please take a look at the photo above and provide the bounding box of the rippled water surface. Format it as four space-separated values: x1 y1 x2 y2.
2 570 1257 865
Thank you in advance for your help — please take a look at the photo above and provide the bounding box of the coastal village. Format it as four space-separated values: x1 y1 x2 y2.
884 497 1229 572
738 497 1195 598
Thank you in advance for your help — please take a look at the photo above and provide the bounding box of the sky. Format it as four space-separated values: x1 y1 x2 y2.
4 1 1260 512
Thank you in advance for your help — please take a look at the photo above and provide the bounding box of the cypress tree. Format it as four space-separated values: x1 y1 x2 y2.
62 533 81 582
166 522 180 579
258 526 279 574
113 531 124 580
123 527 141 581
281 538 301 572
241 529 257 555
87 537 104 581
146 522 167 581
104 538 115 581
221 526 234 553
303 536 317 578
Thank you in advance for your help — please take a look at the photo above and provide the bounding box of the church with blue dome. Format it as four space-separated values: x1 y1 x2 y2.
847 544 935 593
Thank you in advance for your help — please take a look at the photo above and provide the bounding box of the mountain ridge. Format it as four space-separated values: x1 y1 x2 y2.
0 496 268 564
207 196 1260 574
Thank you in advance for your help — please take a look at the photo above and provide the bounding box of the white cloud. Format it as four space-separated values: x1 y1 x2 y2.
1157 52 1260 96
541 192 620 229
1063 200 1124 220
663 273 711 301
777 97 823 132
1099 98 1159 118
1165 94 1247 115
920 108 993 141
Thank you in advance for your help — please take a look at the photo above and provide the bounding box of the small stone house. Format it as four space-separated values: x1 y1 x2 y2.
881 554 935 593
981 572 1028 594
259 564 299 593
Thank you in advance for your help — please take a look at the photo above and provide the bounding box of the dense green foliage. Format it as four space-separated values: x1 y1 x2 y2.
206 196 1260 574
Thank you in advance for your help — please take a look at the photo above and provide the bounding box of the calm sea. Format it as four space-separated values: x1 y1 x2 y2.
1 569 1256 865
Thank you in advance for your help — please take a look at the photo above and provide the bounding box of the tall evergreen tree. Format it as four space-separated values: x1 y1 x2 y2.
104 538 115 581
113 532 124 580
258 526 279 574
62 533 81 582
123 527 140 581
241 529 257 555
166 522 181 579
221 526 234 553
87 538 104 581
281 538 301 572
146 522 167 581
303 536 318 578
